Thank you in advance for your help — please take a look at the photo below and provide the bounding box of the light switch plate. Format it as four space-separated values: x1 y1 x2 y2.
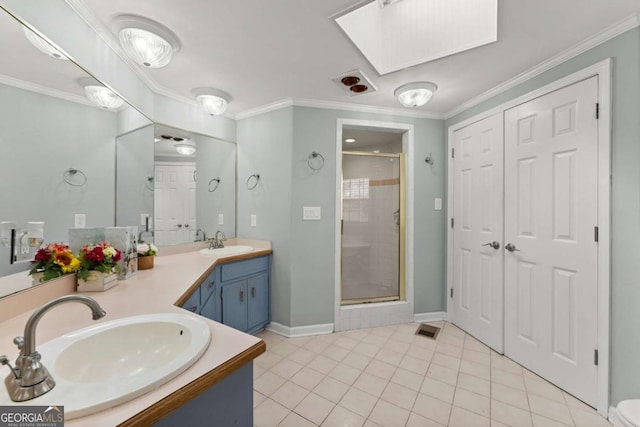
140 214 150 226
303 206 321 220
74 214 86 228
251 214 257 227
435 198 443 211
218 214 224 225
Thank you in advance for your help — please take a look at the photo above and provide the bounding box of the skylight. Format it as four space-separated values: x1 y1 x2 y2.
335 0 498 75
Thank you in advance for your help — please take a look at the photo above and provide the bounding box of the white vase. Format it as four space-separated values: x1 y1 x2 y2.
77 271 117 292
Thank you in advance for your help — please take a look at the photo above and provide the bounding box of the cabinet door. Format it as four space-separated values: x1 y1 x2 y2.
222 280 248 331
247 273 269 331
200 283 221 323
181 287 201 314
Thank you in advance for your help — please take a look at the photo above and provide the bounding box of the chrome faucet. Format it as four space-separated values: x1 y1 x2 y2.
0 295 106 402
195 228 207 242
208 230 226 249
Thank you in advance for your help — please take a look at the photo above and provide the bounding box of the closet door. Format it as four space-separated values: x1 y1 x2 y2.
451 112 504 352
504 77 599 406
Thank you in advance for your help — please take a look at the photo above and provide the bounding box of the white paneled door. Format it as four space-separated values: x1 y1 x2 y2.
451 112 504 352
504 77 599 406
154 163 196 246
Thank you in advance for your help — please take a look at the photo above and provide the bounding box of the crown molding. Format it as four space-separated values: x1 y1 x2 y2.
445 13 640 119
235 97 444 120
0 74 116 111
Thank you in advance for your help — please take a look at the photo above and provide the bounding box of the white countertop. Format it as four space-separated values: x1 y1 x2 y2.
0 238 271 426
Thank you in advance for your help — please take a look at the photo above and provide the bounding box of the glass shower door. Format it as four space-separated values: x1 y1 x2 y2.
341 152 404 304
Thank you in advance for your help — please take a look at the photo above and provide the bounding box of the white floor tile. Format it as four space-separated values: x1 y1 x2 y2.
491 382 529 411
329 363 362 386
390 367 424 392
406 412 446 426
294 392 335 425
380 381 418 411
321 405 365 427
453 388 490 418
457 372 490 397
412 393 453 425
278 411 316 427
364 359 397 381
368 399 410 427
270 380 309 410
254 398 289 427
449 406 490 427
254 371 287 396
270 358 304 380
420 377 456 404
290 366 326 391
353 372 388 398
491 399 533 427
314 376 350 404
528 394 574 426
339 387 378 418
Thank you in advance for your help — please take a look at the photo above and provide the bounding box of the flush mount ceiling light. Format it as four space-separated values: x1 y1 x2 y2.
345 138 356 143
79 78 125 109
114 15 180 68
23 27 68 60
394 82 438 108
192 87 232 116
174 143 196 156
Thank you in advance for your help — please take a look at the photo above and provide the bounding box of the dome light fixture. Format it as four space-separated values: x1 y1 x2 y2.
114 15 180 68
23 27 68 60
175 143 196 156
192 87 232 116
394 81 438 108
79 78 125 110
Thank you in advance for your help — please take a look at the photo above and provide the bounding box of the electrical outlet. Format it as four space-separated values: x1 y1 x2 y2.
251 214 257 227
74 214 86 228
303 206 321 220
218 214 224 225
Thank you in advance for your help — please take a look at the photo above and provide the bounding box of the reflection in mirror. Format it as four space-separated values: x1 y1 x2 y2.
0 8 151 296
115 124 236 247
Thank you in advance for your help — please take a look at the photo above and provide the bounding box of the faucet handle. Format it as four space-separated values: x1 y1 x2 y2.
13 336 24 351
0 355 19 379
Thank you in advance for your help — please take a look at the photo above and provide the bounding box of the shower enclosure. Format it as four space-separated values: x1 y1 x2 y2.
341 151 405 304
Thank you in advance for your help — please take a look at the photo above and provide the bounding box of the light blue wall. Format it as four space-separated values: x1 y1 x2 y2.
237 107 294 326
195 136 236 239
0 83 117 277
446 28 640 406
238 106 445 327
116 125 154 229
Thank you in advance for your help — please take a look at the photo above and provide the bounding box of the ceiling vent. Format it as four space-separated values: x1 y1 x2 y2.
332 69 377 96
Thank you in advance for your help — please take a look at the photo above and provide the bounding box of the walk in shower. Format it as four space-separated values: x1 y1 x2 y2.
341 150 405 304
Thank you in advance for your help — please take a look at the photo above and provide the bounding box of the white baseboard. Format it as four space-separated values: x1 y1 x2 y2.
608 405 618 425
414 311 448 323
266 322 334 338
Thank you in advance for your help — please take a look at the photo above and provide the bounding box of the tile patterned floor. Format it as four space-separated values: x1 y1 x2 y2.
253 322 612 427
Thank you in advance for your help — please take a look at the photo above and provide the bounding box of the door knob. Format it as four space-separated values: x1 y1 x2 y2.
505 243 520 252
482 241 500 250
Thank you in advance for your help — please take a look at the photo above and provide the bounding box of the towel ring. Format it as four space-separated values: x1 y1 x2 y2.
424 153 434 165
63 168 87 186
208 177 221 192
307 151 325 171
246 173 260 190
145 176 155 191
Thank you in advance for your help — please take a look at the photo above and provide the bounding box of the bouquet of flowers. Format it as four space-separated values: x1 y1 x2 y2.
77 242 122 281
136 243 158 257
29 243 81 282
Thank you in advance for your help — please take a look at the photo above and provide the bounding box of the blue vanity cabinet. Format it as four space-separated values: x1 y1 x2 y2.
222 280 249 331
181 287 201 314
219 255 270 334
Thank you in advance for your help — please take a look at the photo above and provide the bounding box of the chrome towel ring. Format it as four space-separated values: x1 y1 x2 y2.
246 173 260 190
208 177 221 192
63 168 87 187
307 151 325 171
145 176 154 191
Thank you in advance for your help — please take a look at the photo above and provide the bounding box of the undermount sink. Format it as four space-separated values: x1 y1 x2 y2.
199 245 254 256
0 313 211 419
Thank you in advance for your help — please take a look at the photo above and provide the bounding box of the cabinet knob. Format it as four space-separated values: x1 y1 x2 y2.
184 224 190 228
208 281 215 289
187 305 197 312
177 224 183 228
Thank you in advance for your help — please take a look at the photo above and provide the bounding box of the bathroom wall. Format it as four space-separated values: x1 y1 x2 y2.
0 83 117 277
195 135 237 239
238 106 445 328
446 27 640 406
237 107 294 326
116 125 154 229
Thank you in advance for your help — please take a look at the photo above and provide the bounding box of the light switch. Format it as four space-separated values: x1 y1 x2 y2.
435 198 443 211
303 206 321 220
140 214 150 226
251 214 257 227
218 214 224 225
74 214 86 228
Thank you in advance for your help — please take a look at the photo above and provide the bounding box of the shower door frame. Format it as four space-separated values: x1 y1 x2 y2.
340 150 406 305
334 119 415 332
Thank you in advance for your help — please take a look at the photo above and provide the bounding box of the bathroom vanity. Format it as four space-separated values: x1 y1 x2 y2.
0 239 271 426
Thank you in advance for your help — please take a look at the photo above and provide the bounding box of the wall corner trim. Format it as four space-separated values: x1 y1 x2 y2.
413 311 448 323
266 322 334 338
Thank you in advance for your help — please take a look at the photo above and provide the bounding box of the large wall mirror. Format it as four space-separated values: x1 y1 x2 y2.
0 6 237 298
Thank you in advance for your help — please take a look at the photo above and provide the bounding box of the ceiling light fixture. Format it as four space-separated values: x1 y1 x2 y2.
192 87 232 116
174 143 196 156
23 27 68 60
394 81 438 108
345 138 356 143
115 15 180 68
79 78 125 109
